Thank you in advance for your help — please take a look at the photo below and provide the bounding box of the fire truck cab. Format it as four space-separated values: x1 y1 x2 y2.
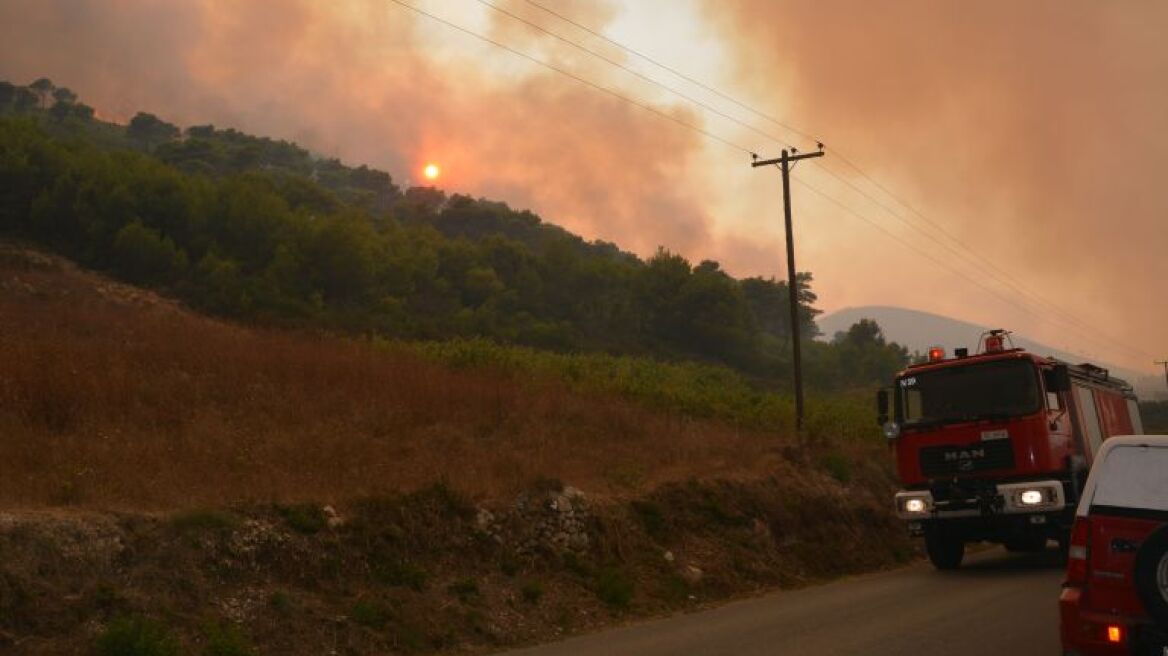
878 330 1143 570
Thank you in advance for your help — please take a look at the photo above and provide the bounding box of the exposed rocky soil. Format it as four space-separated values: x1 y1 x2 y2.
0 477 915 655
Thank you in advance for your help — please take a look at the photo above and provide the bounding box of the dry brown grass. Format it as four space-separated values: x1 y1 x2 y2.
0 244 794 510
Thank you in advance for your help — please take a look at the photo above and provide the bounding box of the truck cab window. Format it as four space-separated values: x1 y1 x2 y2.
896 359 1041 427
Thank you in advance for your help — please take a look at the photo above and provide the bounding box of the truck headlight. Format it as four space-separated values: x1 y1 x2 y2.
997 481 1064 513
883 421 901 440
895 491 933 518
1020 490 1044 505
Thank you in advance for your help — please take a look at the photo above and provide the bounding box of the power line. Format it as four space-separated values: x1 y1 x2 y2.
812 156 1136 354
790 176 1061 328
798 171 1147 363
474 0 796 151
519 0 1151 363
384 0 752 154
522 0 819 145
797 163 1150 361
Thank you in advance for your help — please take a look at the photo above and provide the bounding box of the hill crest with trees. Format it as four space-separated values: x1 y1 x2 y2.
0 77 909 389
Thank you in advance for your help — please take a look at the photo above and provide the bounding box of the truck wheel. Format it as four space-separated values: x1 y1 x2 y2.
925 525 965 570
1003 535 1047 553
1134 524 1168 627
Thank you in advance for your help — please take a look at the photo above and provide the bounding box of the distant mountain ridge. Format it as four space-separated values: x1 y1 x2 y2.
817 305 1158 396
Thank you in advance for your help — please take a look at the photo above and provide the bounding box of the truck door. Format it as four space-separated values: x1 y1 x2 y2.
1075 386 1105 462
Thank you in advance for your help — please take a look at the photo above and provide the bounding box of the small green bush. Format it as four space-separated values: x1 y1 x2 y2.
91 583 126 614
661 574 691 604
169 509 240 533
268 591 294 615
447 578 479 602
818 452 853 484
372 558 428 591
277 504 326 534
631 500 667 539
351 600 390 630
95 616 179 656
203 622 255 656
499 555 520 577
595 568 633 610
562 552 592 578
520 580 543 605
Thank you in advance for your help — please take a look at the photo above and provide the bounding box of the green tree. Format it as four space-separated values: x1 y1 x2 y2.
112 221 188 284
308 213 379 304
0 81 15 109
12 87 38 113
127 112 180 149
28 77 53 109
51 87 77 105
71 103 95 121
209 175 296 271
193 252 249 314
674 260 757 364
826 319 910 387
638 247 692 344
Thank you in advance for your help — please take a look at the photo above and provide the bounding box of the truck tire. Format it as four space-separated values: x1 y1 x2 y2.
1134 524 1168 627
925 525 965 570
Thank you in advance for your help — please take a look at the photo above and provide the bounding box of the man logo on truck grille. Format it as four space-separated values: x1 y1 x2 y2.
920 442 1012 478
943 448 986 463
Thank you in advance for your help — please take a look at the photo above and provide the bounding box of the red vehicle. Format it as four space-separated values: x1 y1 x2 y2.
1060 434 1168 655
877 329 1144 570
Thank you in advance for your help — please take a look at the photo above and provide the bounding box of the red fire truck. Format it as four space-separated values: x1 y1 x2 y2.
877 329 1144 570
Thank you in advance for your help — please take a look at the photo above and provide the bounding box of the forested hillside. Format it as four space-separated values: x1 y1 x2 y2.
0 78 908 388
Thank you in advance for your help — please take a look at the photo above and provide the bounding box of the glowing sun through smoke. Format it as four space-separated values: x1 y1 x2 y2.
423 163 440 181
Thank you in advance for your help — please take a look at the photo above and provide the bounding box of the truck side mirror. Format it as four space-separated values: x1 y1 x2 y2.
876 389 889 426
1044 365 1071 393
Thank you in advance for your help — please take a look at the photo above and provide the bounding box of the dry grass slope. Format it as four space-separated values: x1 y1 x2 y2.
0 242 804 510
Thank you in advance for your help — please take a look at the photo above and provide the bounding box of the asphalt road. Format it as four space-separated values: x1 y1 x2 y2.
501 547 1066 656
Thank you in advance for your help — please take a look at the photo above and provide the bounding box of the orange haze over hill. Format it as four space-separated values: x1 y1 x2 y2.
0 0 1163 373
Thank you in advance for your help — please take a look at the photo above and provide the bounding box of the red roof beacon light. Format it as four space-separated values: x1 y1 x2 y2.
928 346 945 362
984 335 1004 353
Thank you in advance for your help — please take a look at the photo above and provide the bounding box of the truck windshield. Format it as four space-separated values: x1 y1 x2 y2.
897 359 1041 428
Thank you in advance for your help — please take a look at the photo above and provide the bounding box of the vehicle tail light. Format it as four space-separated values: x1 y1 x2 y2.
1107 625 1122 643
1065 517 1091 585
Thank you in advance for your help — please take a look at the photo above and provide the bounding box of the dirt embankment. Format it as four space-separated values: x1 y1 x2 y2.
0 476 914 655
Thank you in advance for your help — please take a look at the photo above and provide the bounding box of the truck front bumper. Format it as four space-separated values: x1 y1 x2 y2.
894 479 1066 521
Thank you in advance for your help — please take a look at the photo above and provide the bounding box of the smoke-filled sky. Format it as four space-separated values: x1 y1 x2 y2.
2 0 1165 377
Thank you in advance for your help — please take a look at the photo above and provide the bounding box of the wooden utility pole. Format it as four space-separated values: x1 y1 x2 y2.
751 146 824 434
1156 360 1168 391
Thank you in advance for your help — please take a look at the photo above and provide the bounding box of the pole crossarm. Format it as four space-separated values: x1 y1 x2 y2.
751 150 824 168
